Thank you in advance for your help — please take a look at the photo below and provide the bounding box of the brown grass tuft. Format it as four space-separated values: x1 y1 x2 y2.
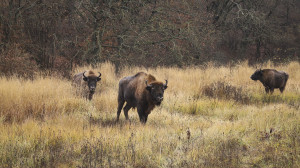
202 81 250 104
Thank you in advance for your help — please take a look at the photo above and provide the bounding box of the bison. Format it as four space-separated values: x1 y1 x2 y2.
250 69 289 93
73 70 101 100
116 72 168 123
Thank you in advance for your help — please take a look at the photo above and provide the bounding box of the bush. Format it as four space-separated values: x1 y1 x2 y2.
202 81 250 104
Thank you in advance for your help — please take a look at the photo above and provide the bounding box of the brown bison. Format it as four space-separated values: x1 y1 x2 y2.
116 72 168 123
73 70 101 100
250 69 289 93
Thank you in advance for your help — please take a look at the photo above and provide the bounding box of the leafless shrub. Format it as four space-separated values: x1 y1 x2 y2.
0 44 38 79
202 81 250 104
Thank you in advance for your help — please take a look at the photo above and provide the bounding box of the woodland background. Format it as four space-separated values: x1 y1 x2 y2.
1 1 300 167
0 0 299 78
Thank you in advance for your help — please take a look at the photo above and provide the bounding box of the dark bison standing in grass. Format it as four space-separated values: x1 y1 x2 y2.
117 72 168 123
250 69 289 94
73 70 101 100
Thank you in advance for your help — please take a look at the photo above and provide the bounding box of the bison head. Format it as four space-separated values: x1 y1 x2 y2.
83 71 101 93
251 69 262 81
146 80 168 105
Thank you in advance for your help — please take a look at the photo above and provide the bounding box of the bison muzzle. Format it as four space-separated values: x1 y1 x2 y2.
116 72 168 124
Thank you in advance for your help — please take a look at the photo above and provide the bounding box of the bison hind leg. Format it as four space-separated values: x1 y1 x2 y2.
117 99 125 121
123 103 132 120
279 87 285 93
270 88 274 94
265 87 270 93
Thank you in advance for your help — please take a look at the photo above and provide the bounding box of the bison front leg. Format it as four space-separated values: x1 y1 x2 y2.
88 93 94 100
144 114 149 123
139 115 147 124
138 112 146 124
137 106 147 124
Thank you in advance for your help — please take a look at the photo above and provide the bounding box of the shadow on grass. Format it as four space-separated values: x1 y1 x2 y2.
251 94 300 108
89 115 137 127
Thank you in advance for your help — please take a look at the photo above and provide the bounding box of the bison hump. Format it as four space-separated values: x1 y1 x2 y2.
146 74 157 83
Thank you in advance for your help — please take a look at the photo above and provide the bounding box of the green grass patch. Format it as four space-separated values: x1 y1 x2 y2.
170 99 235 116
251 93 300 108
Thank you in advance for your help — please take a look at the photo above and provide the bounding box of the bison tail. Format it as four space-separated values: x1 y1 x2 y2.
285 73 289 82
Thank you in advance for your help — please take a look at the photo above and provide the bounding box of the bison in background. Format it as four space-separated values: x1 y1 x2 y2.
250 69 289 94
117 72 168 124
73 70 101 100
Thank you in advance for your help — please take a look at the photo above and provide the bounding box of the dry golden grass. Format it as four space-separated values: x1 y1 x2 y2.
0 61 299 167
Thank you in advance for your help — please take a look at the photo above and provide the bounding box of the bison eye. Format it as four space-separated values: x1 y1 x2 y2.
146 86 152 91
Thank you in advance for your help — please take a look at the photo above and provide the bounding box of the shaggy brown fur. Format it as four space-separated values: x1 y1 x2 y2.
116 72 168 123
250 69 289 93
73 70 101 100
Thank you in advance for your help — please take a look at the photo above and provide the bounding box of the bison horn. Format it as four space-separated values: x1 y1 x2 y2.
98 72 101 78
163 80 168 89
83 71 87 78
145 80 150 87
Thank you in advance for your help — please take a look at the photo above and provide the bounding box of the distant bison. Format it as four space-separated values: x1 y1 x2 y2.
116 72 168 123
250 69 289 93
73 70 101 100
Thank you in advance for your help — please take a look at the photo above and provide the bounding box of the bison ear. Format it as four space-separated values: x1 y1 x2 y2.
145 80 151 91
97 77 101 81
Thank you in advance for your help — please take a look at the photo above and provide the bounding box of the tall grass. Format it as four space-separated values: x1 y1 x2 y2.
0 61 299 167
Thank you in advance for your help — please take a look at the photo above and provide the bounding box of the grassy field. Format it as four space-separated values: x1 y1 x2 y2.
0 61 299 167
